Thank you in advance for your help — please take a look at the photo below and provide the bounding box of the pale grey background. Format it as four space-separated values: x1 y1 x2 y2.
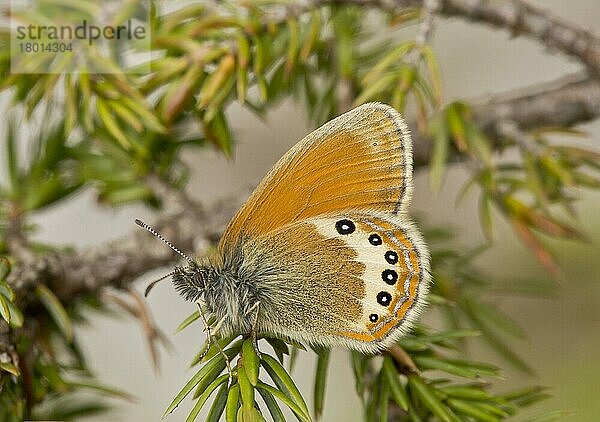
3 0 600 420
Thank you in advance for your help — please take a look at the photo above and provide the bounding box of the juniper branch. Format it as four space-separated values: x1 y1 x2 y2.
411 73 600 165
330 0 600 76
472 73 600 138
248 0 600 74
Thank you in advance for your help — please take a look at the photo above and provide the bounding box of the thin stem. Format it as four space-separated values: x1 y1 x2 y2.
385 344 418 375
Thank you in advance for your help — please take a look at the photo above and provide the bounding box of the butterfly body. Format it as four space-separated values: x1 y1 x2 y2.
171 103 431 353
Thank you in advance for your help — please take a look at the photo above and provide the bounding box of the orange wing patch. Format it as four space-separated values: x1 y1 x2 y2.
219 103 413 253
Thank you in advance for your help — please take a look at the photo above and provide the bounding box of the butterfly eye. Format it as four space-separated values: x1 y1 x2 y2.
385 251 398 265
376 291 392 306
335 219 356 235
368 233 382 246
369 314 379 323
382 269 398 285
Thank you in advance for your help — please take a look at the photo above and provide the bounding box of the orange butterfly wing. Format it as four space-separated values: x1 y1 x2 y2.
218 103 413 252
215 103 429 351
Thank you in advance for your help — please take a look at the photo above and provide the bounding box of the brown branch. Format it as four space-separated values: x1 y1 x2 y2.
472 73 600 136
386 344 418 374
438 0 600 77
255 0 600 75
330 0 600 76
6 205 231 302
412 73 600 165
413 0 440 47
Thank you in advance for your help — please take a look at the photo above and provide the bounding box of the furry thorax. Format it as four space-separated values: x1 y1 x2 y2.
171 254 266 337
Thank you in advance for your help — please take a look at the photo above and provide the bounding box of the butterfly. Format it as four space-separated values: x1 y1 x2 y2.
138 102 431 354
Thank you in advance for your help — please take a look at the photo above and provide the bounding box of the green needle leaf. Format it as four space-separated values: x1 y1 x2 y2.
238 359 255 412
206 384 229 422
264 337 290 364
414 356 499 378
499 386 552 408
463 298 533 373
313 348 330 420
67 381 136 402
164 347 238 416
366 371 382 422
36 284 73 342
447 399 500 422
418 330 481 343
176 310 200 333
193 337 240 367
429 114 450 193
378 379 389 422
261 354 310 418
257 387 286 422
242 339 260 386
440 385 493 401
382 356 409 411
0 257 11 280
6 118 21 197
5 300 23 328
408 374 454 422
520 411 575 422
97 98 131 150
0 361 20 376
237 406 267 422
226 383 240 422
350 351 369 397
185 374 229 422
471 300 526 340
255 382 311 422
0 294 11 324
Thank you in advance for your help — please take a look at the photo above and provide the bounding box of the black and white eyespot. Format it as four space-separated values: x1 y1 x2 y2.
369 314 379 323
335 219 356 235
385 250 398 265
368 233 382 246
382 269 398 285
376 291 392 306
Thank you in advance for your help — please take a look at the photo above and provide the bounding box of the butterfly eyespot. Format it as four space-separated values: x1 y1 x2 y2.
385 250 398 265
382 269 398 285
335 219 356 235
369 314 379 323
368 233 382 246
376 291 392 306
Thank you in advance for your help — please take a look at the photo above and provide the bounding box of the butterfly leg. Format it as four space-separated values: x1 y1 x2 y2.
212 315 227 336
248 301 261 356
193 302 213 362
195 301 233 387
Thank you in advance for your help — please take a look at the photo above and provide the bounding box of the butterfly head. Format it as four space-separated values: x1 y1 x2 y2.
172 262 210 302
135 218 215 302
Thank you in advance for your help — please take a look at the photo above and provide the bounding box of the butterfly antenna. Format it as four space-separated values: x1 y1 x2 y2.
135 219 194 266
144 271 175 297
